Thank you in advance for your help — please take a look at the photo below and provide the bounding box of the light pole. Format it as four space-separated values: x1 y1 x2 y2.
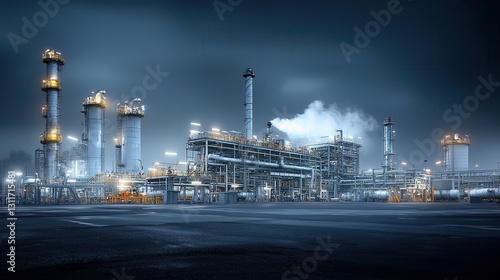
425 169 431 202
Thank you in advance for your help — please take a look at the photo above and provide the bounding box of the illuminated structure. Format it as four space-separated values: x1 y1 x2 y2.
82 90 107 177
115 98 145 173
40 49 65 182
441 134 470 172
308 130 361 179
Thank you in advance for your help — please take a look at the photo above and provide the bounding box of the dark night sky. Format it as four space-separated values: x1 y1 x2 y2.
1 0 499 173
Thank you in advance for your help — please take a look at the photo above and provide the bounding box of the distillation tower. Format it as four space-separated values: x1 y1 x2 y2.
82 90 107 177
40 49 65 182
243 68 255 140
115 98 145 174
382 117 395 172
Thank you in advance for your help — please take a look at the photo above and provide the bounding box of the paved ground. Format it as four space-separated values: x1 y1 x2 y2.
1 202 499 280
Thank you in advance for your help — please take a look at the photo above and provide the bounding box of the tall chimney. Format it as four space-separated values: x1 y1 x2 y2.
243 68 255 140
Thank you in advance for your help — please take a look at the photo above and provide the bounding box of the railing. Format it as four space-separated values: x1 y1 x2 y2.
189 131 318 156
41 79 61 90
42 50 65 64
40 133 62 143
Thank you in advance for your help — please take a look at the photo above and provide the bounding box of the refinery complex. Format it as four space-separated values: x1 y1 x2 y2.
2 49 500 205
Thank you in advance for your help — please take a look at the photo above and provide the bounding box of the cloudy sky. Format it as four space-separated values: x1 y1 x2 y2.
1 0 499 173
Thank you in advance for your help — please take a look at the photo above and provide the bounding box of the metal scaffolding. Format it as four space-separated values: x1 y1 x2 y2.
186 131 321 201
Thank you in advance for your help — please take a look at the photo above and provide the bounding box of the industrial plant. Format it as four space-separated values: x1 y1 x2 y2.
2 48 500 205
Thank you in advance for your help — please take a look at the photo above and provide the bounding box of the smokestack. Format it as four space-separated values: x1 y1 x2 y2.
382 117 395 172
40 49 65 182
243 68 255 140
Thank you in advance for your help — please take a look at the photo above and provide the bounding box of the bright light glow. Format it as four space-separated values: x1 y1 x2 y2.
67 179 76 183
191 181 202 185
401 162 407 166
211 128 220 132
189 130 200 134
67 136 78 141
118 179 132 183
435 161 442 165
165 152 177 156
425 169 431 174
190 122 201 126
15 172 23 176
154 162 160 165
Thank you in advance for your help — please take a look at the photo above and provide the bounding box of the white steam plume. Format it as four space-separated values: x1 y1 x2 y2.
271 100 377 145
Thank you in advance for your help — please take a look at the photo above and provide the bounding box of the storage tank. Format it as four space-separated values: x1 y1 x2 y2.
369 190 389 201
116 98 145 173
434 189 460 201
469 188 500 199
82 90 106 177
441 134 469 171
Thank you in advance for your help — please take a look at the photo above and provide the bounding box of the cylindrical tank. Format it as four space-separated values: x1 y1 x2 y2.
117 98 144 173
122 114 142 173
369 190 389 200
442 134 470 171
469 188 500 199
82 90 106 177
243 68 255 140
434 189 460 200
237 192 255 201
340 192 353 201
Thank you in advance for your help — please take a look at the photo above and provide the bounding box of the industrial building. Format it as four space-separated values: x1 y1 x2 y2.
2 49 500 205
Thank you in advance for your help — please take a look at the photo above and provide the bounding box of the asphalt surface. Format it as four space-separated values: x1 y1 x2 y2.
1 202 499 280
